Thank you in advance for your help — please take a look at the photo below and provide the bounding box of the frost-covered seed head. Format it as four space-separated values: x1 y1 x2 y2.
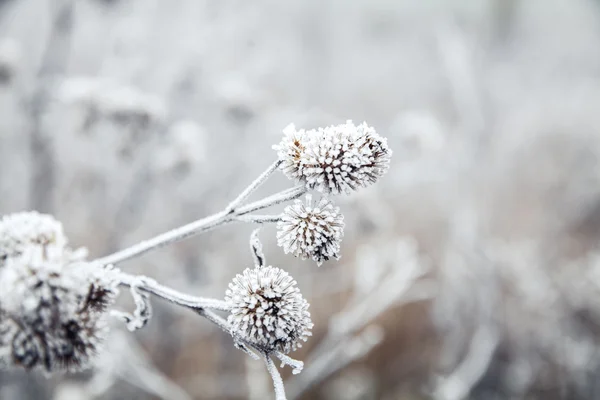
0 212 120 372
273 121 392 194
277 194 345 266
0 212 68 265
225 266 313 354
0 250 119 372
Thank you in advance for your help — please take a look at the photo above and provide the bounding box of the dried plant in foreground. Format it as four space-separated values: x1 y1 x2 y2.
0 121 391 399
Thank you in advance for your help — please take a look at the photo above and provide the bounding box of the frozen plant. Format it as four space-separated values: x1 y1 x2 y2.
277 194 345 266
0 122 391 399
226 266 313 354
274 120 392 194
0 212 119 372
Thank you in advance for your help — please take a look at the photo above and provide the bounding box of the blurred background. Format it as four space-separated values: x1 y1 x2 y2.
2 0 600 399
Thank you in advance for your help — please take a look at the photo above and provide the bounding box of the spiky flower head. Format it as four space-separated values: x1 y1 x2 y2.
0 212 120 372
273 120 392 194
225 266 312 354
277 194 345 266
0 211 69 265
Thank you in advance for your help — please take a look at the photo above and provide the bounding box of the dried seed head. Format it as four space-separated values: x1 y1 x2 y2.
0 212 120 372
273 121 392 194
0 250 119 372
225 266 313 354
277 194 345 266
0 212 68 265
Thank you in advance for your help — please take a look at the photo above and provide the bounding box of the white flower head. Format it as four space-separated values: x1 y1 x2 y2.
0 212 68 265
277 194 345 266
225 266 313 354
273 121 392 194
0 212 120 372
0 249 120 372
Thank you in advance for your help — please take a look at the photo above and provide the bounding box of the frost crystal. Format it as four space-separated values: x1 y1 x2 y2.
225 266 313 354
277 194 345 266
273 120 392 194
0 212 120 372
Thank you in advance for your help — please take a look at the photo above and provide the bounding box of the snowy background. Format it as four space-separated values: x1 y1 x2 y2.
3 0 600 399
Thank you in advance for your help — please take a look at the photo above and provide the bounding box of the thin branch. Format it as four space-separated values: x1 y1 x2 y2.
117 271 282 358
96 210 233 265
237 186 306 216
95 186 305 266
119 273 232 311
265 354 287 400
237 214 282 224
250 228 266 268
226 160 282 213
274 352 304 375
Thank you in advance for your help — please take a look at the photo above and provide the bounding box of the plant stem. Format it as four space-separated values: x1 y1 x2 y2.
96 210 233 266
95 178 305 266
236 186 305 216
265 354 287 400
226 160 282 213
119 273 232 311
237 214 282 224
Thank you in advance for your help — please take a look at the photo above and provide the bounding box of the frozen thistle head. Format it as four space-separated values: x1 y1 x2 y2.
277 194 345 266
225 266 313 354
273 120 392 194
0 212 69 265
0 212 120 372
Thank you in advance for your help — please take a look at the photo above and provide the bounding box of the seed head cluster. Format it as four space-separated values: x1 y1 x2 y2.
273 120 392 194
0 212 119 372
225 266 313 354
277 194 345 266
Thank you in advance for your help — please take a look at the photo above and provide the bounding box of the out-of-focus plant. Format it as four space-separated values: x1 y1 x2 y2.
0 121 391 399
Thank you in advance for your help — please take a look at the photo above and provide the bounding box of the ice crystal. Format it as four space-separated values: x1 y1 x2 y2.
273 120 392 194
277 194 345 266
225 266 313 354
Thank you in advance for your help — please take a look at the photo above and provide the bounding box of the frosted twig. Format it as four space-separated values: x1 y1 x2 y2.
236 186 306 216
265 354 288 400
193 307 275 355
111 282 152 332
118 273 232 311
237 214 282 224
96 210 232 265
250 228 265 268
226 160 282 213
274 352 304 375
95 185 305 266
